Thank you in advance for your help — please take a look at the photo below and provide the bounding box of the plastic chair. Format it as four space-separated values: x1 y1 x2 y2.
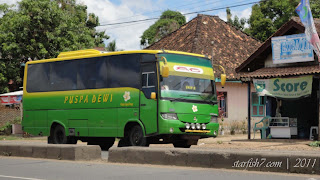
253 116 270 139
309 126 319 140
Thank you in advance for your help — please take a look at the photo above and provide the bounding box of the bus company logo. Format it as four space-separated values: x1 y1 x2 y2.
173 65 203 74
192 105 198 112
123 91 131 102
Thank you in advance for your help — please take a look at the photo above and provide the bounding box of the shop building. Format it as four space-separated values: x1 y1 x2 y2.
236 17 320 140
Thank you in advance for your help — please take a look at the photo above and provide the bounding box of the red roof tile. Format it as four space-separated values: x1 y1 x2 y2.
145 14 261 79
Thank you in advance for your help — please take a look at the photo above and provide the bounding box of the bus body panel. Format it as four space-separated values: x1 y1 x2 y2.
22 50 220 143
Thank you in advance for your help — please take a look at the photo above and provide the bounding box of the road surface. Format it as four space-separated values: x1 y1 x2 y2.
0 157 319 180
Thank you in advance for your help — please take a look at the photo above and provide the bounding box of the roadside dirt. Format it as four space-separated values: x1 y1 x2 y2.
0 134 318 152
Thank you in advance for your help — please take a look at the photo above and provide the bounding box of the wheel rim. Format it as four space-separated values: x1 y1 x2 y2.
131 129 142 145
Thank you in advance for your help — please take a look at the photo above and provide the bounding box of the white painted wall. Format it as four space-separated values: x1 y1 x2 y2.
216 82 262 123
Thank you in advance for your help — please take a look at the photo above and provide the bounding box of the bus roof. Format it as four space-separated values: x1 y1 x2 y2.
26 49 207 65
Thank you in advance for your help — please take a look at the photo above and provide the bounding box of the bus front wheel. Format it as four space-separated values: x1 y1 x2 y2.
128 125 148 146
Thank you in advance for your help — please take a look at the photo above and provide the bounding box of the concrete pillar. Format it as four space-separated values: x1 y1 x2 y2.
247 81 251 140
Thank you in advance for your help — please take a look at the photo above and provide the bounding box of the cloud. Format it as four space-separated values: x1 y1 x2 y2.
0 0 19 5
81 0 156 50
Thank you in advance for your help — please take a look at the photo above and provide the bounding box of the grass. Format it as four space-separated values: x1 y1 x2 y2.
0 135 46 141
0 135 22 141
217 140 223 144
309 141 320 147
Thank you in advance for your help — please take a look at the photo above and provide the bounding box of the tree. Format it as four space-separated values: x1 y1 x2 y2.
226 8 246 30
0 0 109 93
245 0 320 41
106 40 117 52
140 10 186 47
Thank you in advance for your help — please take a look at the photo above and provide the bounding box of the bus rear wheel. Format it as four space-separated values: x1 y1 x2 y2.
128 125 148 146
51 125 77 144
52 125 67 144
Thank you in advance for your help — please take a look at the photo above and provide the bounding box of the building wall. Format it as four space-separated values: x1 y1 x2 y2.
216 82 262 123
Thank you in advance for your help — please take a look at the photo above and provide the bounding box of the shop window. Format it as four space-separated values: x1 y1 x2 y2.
217 92 227 117
252 92 265 117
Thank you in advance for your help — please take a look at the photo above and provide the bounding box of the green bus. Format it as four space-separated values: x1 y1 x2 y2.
22 49 226 150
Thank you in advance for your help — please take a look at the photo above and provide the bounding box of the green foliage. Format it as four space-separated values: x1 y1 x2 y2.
245 0 320 41
309 141 320 147
0 122 12 135
140 10 186 46
226 8 246 30
0 0 109 93
106 40 117 52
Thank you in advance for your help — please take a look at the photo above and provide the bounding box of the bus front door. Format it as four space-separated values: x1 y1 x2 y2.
140 63 158 135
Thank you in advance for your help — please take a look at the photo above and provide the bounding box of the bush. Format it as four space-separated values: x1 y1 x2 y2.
0 122 12 135
309 141 320 147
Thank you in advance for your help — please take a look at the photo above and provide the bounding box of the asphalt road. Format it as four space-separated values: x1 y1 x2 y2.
0 157 319 180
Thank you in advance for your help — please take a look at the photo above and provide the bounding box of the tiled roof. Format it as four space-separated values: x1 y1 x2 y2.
239 65 320 79
237 17 320 78
145 14 261 79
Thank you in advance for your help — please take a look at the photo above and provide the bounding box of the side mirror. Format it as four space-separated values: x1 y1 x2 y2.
162 64 169 78
151 92 157 100
221 74 226 87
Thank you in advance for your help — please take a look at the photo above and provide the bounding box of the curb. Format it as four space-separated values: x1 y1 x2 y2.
0 143 101 161
108 147 320 175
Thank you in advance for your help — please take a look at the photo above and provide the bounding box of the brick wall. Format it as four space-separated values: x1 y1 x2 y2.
0 105 22 127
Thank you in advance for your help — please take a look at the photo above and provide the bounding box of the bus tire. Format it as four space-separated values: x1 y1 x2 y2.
128 125 147 146
117 139 129 147
52 125 67 144
173 140 191 148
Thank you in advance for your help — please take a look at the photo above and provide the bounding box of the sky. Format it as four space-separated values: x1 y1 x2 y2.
0 0 255 50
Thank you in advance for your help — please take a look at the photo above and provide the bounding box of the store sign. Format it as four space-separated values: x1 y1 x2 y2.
271 34 314 64
0 95 22 105
253 76 313 99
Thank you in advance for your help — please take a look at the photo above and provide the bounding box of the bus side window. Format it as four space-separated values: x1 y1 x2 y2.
141 63 156 99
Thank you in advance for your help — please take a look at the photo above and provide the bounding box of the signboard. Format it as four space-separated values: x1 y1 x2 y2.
253 76 313 99
0 95 22 105
272 34 314 64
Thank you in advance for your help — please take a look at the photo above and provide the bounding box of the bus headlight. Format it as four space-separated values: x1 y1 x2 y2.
210 116 218 123
196 123 201 129
185 123 190 129
161 113 178 120
191 123 196 130
201 123 206 130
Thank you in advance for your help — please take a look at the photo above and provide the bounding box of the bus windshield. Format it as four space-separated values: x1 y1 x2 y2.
160 75 216 104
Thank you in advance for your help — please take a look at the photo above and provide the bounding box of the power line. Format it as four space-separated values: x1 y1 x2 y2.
98 0 220 24
98 0 267 27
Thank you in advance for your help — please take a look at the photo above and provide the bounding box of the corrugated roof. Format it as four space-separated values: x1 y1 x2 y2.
239 65 320 79
145 14 261 79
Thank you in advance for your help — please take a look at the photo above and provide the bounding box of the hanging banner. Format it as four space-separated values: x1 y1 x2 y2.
296 0 320 60
253 76 313 99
